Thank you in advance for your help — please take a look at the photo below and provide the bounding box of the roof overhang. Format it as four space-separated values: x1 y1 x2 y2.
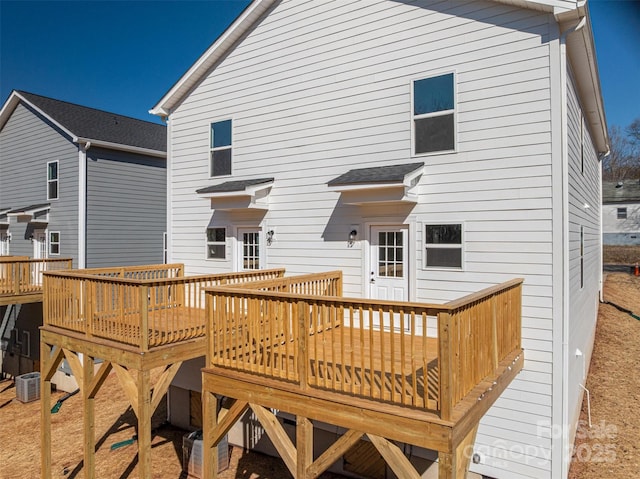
7 204 50 223
196 178 274 211
0 91 75 137
328 163 424 206
75 137 166 158
0 208 10 225
150 0 278 116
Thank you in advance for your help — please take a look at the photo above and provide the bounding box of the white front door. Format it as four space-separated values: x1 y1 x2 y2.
369 226 409 301
33 232 47 259
237 228 261 271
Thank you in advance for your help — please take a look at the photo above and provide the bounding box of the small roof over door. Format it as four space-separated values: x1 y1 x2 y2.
328 163 424 205
196 178 274 210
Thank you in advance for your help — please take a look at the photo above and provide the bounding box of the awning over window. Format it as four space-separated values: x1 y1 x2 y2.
6 203 50 222
196 178 274 210
327 163 424 205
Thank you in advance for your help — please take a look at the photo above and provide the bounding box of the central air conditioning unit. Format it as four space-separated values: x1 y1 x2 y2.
16 372 40 403
183 430 229 478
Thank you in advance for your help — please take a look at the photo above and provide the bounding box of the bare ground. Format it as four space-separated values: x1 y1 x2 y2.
568 273 640 478
1 273 638 478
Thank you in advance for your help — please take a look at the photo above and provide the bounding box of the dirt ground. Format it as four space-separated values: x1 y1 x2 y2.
568 273 640 478
1 273 638 479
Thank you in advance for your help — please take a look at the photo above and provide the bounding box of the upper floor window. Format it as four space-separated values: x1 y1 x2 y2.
210 119 232 177
47 161 59 200
413 73 455 155
424 223 462 268
617 207 627 219
49 231 60 255
206 227 226 260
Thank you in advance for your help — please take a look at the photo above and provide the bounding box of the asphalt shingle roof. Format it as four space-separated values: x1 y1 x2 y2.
603 180 640 203
196 178 274 195
328 163 424 187
7 203 50 214
17 91 166 152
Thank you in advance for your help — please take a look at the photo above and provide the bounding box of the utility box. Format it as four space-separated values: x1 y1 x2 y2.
16 372 40 403
183 430 229 478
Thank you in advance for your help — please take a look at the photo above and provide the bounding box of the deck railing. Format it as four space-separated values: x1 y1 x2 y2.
43 265 285 351
205 274 522 419
0 257 73 296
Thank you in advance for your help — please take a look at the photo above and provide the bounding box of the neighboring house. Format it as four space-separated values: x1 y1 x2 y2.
602 180 640 245
0 90 167 378
150 1 608 478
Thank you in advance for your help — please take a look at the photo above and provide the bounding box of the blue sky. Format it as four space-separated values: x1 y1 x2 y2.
0 0 638 129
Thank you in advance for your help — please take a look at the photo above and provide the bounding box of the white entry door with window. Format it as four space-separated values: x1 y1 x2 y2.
369 226 409 301
33 231 47 259
369 226 410 332
237 228 261 271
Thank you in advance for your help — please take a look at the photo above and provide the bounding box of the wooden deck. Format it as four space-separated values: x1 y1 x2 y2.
201 272 524 479
0 257 72 305
39 264 286 479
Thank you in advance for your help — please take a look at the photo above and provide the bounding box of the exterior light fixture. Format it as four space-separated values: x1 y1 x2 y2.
266 230 275 246
348 229 358 246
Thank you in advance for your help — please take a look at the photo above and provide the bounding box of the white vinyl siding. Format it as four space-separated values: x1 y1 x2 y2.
168 1 557 476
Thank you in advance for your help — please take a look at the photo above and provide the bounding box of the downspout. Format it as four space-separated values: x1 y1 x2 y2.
164 114 172 265
78 141 91 269
558 12 586 479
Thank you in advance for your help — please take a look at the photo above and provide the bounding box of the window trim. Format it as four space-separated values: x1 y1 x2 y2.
49 231 60 256
617 207 628 220
411 71 457 157
209 118 233 178
423 222 464 270
205 226 227 261
580 225 584 289
47 160 59 200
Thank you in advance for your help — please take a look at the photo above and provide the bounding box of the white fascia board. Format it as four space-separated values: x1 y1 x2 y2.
0 91 76 139
150 0 277 116
75 137 166 159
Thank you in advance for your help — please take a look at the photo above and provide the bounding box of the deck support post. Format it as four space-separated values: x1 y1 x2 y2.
296 416 313 479
202 391 219 479
83 355 96 479
438 424 479 479
137 369 152 479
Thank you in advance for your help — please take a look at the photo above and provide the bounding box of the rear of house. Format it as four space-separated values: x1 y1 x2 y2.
152 0 608 477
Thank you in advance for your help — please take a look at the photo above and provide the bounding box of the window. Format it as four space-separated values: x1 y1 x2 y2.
413 73 455 154
206 227 226 259
49 232 60 255
47 161 59 200
210 119 232 177
425 224 462 268
242 231 260 270
378 231 404 278
580 111 585 174
617 207 627 219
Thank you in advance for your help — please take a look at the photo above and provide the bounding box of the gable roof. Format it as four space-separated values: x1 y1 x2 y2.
0 90 166 157
603 180 640 204
150 0 608 153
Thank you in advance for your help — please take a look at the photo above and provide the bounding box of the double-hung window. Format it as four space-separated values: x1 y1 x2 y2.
210 119 232 177
413 73 455 154
617 207 627 219
47 161 59 200
206 227 226 259
424 224 462 268
49 232 60 255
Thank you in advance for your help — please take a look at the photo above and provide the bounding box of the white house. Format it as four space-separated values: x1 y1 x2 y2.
602 180 640 246
150 0 609 477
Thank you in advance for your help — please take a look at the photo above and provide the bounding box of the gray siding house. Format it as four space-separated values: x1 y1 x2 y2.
0 90 167 267
602 180 640 245
0 90 167 378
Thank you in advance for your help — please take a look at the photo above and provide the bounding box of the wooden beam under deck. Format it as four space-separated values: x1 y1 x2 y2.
0 292 44 306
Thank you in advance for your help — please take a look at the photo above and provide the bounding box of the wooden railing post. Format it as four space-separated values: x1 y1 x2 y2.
297 300 309 390
13 262 20 294
438 311 454 421
140 285 149 351
491 294 499 371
